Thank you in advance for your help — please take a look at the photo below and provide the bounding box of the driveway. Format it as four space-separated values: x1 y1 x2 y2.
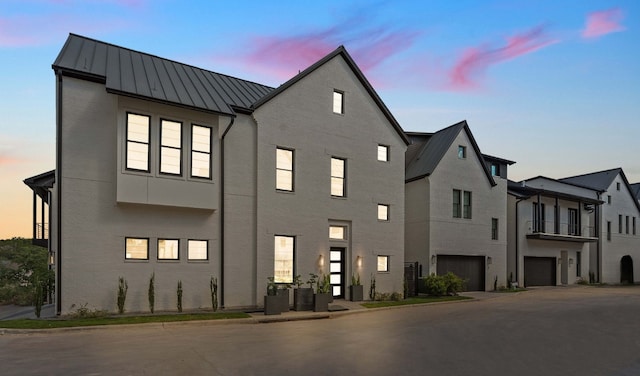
1 286 639 376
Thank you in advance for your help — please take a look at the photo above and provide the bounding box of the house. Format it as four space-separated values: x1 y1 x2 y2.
404 121 514 291
507 177 602 287
25 33 408 315
560 168 640 284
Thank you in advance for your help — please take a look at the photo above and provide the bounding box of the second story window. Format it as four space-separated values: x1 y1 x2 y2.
453 189 461 218
458 145 467 159
191 125 211 179
126 113 150 171
276 147 294 191
377 145 389 162
463 191 472 219
491 218 498 240
333 90 344 114
160 119 182 175
491 163 500 177
378 204 389 221
331 157 346 197
568 208 579 235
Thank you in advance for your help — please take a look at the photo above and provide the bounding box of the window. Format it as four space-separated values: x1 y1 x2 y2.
607 221 612 241
576 251 582 277
158 239 179 260
329 226 346 240
490 163 500 177
533 202 546 232
187 240 208 260
126 113 150 171
378 204 389 221
617 182 621 191
160 119 182 175
191 125 211 178
453 189 461 218
626 216 630 234
568 208 579 235
274 236 294 283
463 191 472 219
377 145 389 162
276 147 294 191
608 195 611 205
458 145 466 159
125 237 148 260
619 215 623 234
331 157 346 197
333 90 344 114
377 256 389 272
491 218 498 240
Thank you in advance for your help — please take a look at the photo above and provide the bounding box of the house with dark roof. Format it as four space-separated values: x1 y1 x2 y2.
404 121 514 291
25 34 408 315
560 168 640 284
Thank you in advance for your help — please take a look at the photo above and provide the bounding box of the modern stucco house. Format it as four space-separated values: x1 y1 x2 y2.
25 34 408 315
404 121 514 291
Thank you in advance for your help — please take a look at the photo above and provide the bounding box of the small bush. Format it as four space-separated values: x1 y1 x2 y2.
68 303 108 319
390 292 403 301
117 277 128 314
423 272 465 297
148 272 155 314
210 276 218 312
177 280 183 313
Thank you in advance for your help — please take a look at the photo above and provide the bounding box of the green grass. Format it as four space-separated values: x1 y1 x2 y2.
361 295 471 308
0 312 250 330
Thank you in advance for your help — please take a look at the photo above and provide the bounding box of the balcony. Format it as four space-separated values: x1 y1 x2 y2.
526 220 598 243
33 223 49 248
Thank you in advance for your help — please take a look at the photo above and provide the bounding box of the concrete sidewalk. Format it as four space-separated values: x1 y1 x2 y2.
0 304 55 321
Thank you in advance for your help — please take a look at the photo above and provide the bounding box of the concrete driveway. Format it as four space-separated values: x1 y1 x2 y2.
1 286 640 376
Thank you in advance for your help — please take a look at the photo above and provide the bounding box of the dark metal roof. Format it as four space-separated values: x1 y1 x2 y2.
559 168 622 192
405 121 496 186
507 179 602 204
630 183 640 200
24 170 55 202
252 45 410 145
52 34 274 116
482 153 516 165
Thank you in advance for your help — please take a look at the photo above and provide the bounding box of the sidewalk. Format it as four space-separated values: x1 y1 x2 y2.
0 304 55 321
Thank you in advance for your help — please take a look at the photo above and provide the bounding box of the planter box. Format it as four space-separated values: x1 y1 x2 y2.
264 295 281 315
314 293 331 312
294 288 314 311
276 288 290 313
349 285 364 302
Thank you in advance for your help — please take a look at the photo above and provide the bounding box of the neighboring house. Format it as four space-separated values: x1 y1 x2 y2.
507 177 602 287
25 34 408 315
630 183 640 204
404 121 514 291
560 168 640 284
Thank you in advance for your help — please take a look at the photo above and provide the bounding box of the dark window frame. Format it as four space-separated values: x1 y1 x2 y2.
276 147 295 192
377 255 390 273
377 144 390 162
274 235 296 284
463 191 472 219
378 204 390 221
331 156 346 197
453 189 461 218
125 237 149 260
157 238 180 261
125 112 151 173
333 90 344 114
458 145 467 159
159 118 183 176
607 221 612 241
568 208 579 235
187 239 209 261
190 124 212 180
491 218 499 240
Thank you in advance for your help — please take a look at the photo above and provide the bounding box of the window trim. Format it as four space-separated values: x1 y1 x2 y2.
157 238 180 261
333 90 344 114
125 237 149 260
159 118 183 176
274 235 295 284
125 112 151 172
276 147 295 192
331 157 346 197
190 124 212 180
378 204 390 221
377 144 390 162
187 239 209 261
377 255 390 273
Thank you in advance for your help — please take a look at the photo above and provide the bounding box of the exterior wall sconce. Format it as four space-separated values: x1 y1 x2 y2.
558 258 562 265
49 252 55 266
431 255 436 265
487 257 493 265
569 258 574 265
318 254 325 267
356 255 362 268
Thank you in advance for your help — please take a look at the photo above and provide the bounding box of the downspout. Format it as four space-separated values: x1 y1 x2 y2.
596 193 601 283
220 116 235 309
515 198 524 284
55 71 63 315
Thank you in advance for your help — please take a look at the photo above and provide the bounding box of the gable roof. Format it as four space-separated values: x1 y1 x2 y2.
631 183 640 200
52 34 274 116
507 179 602 204
561 168 640 213
251 46 409 145
405 121 496 185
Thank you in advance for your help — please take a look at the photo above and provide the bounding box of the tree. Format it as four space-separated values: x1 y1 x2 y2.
0 238 54 305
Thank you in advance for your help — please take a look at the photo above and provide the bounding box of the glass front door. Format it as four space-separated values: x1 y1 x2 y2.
330 248 345 298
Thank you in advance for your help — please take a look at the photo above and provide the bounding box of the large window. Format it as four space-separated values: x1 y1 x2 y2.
333 90 344 114
191 125 211 179
463 191 472 219
158 239 179 260
331 157 346 197
378 204 389 221
377 145 389 162
188 240 208 260
453 189 461 218
274 235 294 284
276 147 294 191
125 237 148 260
377 255 389 272
533 202 546 232
126 113 150 171
491 218 498 240
160 119 182 175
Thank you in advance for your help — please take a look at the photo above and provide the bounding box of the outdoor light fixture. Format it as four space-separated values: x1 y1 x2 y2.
356 255 362 268
569 258 574 265
431 255 436 265
487 257 492 265
558 258 562 265
318 254 325 267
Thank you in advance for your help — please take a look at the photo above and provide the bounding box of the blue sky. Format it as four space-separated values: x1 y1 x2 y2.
1 0 638 238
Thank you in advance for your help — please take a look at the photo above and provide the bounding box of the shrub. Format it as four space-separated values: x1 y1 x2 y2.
442 272 465 295
33 278 44 318
117 277 128 314
423 272 465 296
68 303 108 319
210 276 218 312
177 280 183 313
148 272 155 314
369 274 376 300
390 292 403 301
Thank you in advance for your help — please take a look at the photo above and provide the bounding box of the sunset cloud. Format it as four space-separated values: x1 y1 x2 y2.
582 8 625 39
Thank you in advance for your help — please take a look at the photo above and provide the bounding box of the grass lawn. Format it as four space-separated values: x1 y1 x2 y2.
361 295 471 308
0 312 250 330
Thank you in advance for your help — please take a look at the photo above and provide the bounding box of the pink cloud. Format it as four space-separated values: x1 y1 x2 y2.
0 154 22 166
447 25 558 91
582 8 625 39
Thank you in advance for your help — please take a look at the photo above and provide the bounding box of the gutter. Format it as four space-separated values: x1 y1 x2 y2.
55 71 63 315
514 198 525 285
220 116 235 309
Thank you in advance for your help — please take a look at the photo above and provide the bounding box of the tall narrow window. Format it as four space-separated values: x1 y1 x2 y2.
160 119 182 175
333 90 344 114
491 218 498 240
576 252 582 277
158 239 179 260
126 113 150 171
458 145 466 159
463 191 472 219
276 147 294 191
608 195 612 204
568 208 579 235
626 216 630 234
331 157 346 197
191 125 211 178
378 204 389 221
490 163 500 177
125 237 148 260
377 145 389 162
607 221 612 241
453 189 461 218
619 215 623 234
617 182 621 191
533 203 546 232
274 235 294 283
188 240 208 260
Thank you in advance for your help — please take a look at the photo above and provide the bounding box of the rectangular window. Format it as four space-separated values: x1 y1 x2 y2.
126 113 150 171
274 235 294 284
158 239 179 260
491 218 498 240
617 182 621 190
453 189 461 218
191 125 211 179
333 90 344 114
619 215 623 234
458 145 466 159
187 240 208 260
568 208 579 235
331 157 346 197
378 204 389 221
377 255 389 272
160 119 182 175
490 163 500 177
626 216 630 234
329 226 346 240
276 147 294 191
377 145 389 162
463 191 472 219
607 221 612 241
576 251 582 277
125 237 148 260
608 195 612 205
533 202 546 232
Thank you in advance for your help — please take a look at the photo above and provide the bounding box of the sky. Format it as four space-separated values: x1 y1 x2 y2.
1 0 639 239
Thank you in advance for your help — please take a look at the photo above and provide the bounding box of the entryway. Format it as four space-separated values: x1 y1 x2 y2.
436 255 486 291
621 255 634 284
330 247 345 298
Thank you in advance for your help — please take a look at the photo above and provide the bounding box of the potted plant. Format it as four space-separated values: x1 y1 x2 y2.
349 272 363 302
264 277 281 315
314 274 331 312
293 274 315 311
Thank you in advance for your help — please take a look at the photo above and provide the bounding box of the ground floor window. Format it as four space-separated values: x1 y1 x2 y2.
188 240 208 260
274 235 294 283
377 255 389 272
125 237 148 260
158 239 179 260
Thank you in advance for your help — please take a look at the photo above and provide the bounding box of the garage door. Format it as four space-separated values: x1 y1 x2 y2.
437 255 485 291
524 257 556 286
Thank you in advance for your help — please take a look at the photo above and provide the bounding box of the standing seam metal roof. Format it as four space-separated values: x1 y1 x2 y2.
52 34 274 116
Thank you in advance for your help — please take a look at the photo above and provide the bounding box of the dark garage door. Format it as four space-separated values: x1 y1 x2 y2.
524 257 556 286
437 255 485 291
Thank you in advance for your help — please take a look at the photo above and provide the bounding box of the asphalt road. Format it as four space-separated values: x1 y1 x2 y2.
2 286 640 376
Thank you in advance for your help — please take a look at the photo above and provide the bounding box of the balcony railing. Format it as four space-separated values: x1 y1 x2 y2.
526 220 597 241
32 223 49 247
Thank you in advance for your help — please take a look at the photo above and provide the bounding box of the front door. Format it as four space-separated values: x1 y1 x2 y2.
330 247 345 298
